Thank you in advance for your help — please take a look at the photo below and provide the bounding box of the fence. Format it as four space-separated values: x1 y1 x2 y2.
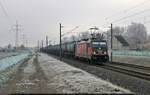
112 51 150 56
0 53 29 72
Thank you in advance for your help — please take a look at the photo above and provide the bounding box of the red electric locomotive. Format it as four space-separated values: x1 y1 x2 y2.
75 38 109 64
43 38 109 64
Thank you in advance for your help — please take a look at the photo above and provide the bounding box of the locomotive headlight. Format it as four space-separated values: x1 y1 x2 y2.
104 51 107 55
93 51 96 54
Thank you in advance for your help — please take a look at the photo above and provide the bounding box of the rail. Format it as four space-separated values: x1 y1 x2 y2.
101 62 150 81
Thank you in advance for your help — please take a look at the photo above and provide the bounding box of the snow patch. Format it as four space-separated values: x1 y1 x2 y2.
23 57 36 74
0 53 28 72
39 53 132 94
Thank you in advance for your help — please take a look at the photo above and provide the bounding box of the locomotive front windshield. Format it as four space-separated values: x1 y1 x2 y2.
92 42 106 49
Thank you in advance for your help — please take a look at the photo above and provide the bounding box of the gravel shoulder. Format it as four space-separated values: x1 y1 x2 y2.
0 55 55 94
51 54 150 95
0 53 133 94
38 53 132 94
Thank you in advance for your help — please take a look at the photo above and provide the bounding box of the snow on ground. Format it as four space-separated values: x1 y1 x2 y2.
0 52 19 60
0 53 29 87
0 54 56 93
0 53 29 72
0 58 28 87
13 56 37 93
113 55 150 67
39 53 132 94
23 56 36 74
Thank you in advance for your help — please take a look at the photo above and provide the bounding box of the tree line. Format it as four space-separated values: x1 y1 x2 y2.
62 22 150 50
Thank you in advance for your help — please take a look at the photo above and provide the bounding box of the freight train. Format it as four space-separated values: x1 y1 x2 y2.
42 38 109 64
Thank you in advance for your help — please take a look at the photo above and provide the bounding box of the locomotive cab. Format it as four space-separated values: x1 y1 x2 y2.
91 40 109 64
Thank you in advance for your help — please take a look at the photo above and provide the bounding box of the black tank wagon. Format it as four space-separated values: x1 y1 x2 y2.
42 38 109 64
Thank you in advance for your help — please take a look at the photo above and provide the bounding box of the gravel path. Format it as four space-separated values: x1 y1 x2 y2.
0 55 55 94
49 54 150 95
0 53 133 94
38 53 132 94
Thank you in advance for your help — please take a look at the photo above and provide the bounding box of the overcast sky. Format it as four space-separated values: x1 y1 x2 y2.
0 0 150 47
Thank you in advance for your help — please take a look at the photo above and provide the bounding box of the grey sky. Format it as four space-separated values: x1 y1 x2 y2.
0 0 150 47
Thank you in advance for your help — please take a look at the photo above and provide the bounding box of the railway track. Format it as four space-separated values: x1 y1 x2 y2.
45 54 150 95
110 62 150 71
101 63 150 81
47 53 150 81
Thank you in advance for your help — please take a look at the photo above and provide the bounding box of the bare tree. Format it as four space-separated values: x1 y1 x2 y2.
8 44 12 49
70 35 77 42
125 22 148 50
62 37 68 43
80 31 90 40
107 26 124 38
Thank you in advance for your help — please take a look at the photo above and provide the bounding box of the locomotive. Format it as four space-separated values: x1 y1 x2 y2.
42 38 109 64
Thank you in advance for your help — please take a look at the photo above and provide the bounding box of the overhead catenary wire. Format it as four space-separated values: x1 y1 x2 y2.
111 8 150 24
0 0 8 17
106 0 150 21
123 0 150 12
62 26 79 37
112 14 150 25
0 0 11 24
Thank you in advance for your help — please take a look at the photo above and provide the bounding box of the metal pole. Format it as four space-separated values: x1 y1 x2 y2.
37 40 39 52
46 36 48 47
111 23 113 62
12 20 21 50
42 40 43 51
60 23 62 60
15 20 19 49
49 40 51 45
46 36 48 53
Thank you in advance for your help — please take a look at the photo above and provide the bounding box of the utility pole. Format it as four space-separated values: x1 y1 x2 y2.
111 23 113 62
13 20 21 49
49 40 51 46
26 39 28 48
60 23 62 60
41 40 44 51
22 34 26 47
46 36 48 47
37 40 40 51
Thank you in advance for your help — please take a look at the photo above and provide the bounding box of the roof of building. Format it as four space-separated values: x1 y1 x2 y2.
114 35 129 46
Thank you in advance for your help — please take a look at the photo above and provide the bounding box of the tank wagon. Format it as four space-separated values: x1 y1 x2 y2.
43 38 109 64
